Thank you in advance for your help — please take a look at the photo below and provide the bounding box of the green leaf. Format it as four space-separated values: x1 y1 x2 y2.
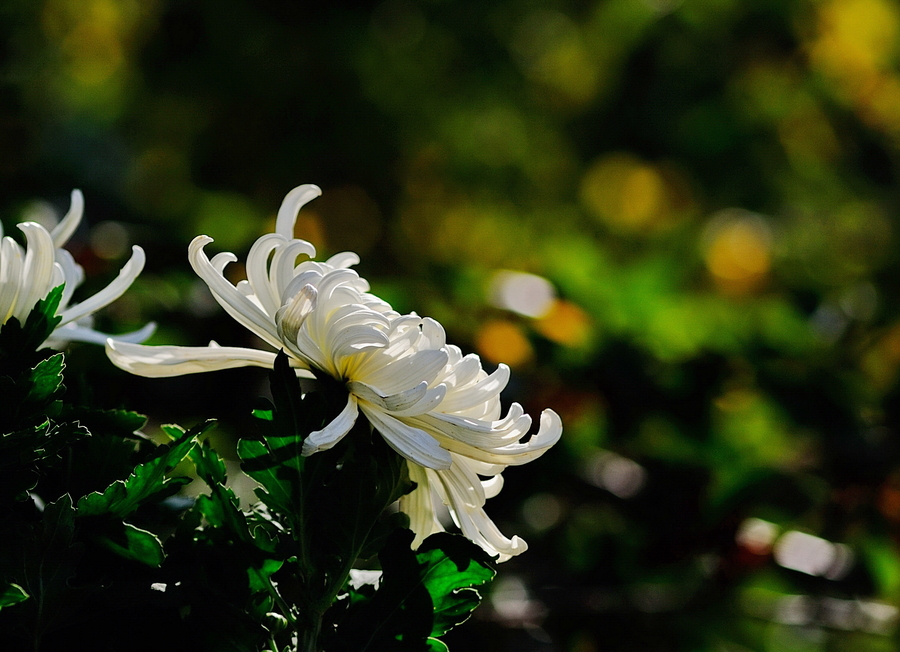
0 285 64 374
237 351 311 520
415 533 495 637
190 435 228 487
24 353 65 408
237 438 300 516
92 522 165 567
61 406 147 439
0 583 29 609
76 421 208 518
323 529 495 651
0 419 89 501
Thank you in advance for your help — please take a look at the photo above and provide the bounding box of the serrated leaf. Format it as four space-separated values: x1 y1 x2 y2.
25 353 65 407
76 422 208 518
323 529 494 651
93 522 165 567
190 437 228 487
0 583 29 609
0 285 64 373
62 406 147 439
238 437 300 516
3 285 64 343
415 533 495 636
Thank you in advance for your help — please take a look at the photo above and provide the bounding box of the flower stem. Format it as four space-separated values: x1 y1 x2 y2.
298 612 322 652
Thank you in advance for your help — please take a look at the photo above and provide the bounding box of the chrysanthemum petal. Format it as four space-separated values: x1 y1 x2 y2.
50 189 84 248
275 284 317 347
54 249 84 308
189 236 282 347
105 340 287 377
349 380 447 417
48 321 156 346
360 404 452 470
58 245 146 327
435 456 527 561
357 349 449 396
324 251 360 269
400 463 445 548
0 237 24 322
301 393 359 456
245 233 288 315
272 240 317 300
413 408 562 466
275 184 322 240
436 363 509 414
16 222 56 321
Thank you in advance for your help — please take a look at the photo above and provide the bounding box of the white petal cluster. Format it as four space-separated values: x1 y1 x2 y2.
1 190 152 347
106 184 562 561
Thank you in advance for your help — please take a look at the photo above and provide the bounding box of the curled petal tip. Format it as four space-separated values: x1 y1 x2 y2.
537 408 563 444
51 189 85 248
189 234 215 249
276 184 323 240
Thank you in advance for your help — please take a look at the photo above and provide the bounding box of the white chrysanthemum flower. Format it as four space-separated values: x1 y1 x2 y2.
1 190 153 347
106 184 561 561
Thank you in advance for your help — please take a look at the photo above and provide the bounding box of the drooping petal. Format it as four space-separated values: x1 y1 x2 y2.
435 456 527 561
359 403 452 470
482 474 504 499
301 393 360 456
412 408 562 466
400 462 445 548
106 321 158 343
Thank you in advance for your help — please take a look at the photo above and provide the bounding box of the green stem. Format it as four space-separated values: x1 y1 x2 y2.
298 611 322 652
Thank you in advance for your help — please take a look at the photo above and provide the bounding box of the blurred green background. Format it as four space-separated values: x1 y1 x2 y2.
4 0 900 650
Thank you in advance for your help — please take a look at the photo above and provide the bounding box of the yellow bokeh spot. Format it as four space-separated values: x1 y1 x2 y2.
534 299 591 347
63 23 124 85
809 0 900 102
511 11 602 109
475 320 533 367
704 212 771 295
580 154 671 232
534 37 601 108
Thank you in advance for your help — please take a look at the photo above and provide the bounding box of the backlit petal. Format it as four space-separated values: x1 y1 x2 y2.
360 404 452 470
106 340 284 377
301 393 359 455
